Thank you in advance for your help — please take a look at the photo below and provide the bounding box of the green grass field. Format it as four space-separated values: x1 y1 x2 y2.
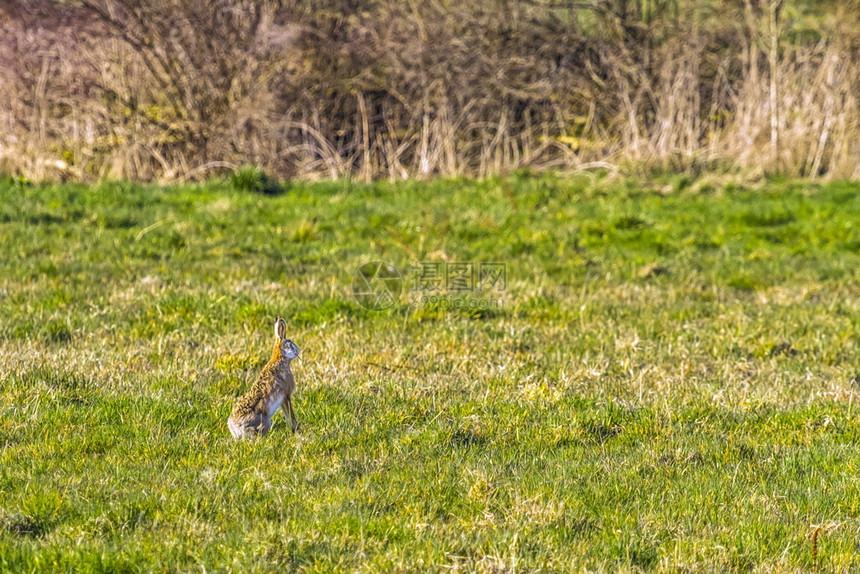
2 173 860 572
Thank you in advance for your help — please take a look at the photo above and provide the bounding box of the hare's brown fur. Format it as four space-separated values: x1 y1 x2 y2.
227 317 299 438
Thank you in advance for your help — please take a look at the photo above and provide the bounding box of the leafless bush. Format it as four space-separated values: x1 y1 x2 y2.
0 1 103 180
1 0 858 181
724 3 860 177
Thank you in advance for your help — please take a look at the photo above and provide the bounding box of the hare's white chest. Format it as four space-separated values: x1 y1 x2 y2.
263 393 285 419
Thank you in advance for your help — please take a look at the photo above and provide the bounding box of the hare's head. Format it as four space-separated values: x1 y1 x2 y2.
274 316 300 359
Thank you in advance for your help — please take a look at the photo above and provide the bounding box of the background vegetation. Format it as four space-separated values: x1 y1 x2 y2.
1 174 860 571
2 0 859 182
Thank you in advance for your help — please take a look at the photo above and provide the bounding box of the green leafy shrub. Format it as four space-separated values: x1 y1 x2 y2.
230 165 285 195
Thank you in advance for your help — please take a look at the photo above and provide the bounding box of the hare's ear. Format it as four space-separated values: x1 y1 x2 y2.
274 316 287 340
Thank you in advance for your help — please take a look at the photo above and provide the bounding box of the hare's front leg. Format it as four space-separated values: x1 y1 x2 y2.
281 398 300 433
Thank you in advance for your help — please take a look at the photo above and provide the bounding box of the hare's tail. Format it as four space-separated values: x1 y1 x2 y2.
227 417 243 439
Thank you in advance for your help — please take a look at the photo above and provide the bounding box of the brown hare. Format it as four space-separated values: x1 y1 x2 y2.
228 317 300 438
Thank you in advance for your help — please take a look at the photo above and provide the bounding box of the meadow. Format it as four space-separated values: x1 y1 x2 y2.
1 173 860 572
